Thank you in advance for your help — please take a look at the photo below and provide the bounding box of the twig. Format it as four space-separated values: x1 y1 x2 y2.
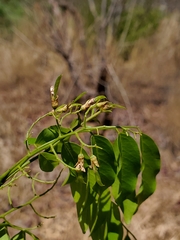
12 27 42 53
107 63 135 125
88 0 98 18
118 0 137 54
0 170 62 218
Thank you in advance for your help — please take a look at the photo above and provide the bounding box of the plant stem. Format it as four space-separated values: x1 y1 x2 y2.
0 124 136 186
0 170 62 218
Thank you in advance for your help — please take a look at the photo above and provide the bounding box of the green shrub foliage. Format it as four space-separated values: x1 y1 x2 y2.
0 76 160 240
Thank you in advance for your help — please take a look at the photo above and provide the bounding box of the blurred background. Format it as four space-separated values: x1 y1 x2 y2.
0 0 180 239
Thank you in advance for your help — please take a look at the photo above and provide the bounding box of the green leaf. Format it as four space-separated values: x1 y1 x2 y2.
86 168 99 204
54 75 62 97
113 137 121 166
91 135 117 187
90 188 111 238
117 133 141 196
123 199 138 224
77 169 100 234
26 137 36 145
107 202 123 240
72 92 86 103
11 231 25 240
94 169 104 187
70 177 89 233
58 126 71 142
0 225 10 240
115 133 141 223
38 152 60 172
137 133 161 205
53 142 63 154
70 118 80 130
111 176 120 204
35 125 59 145
124 234 131 240
62 170 76 186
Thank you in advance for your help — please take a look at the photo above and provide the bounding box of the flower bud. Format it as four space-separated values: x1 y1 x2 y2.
75 153 86 172
90 155 99 168
55 104 68 113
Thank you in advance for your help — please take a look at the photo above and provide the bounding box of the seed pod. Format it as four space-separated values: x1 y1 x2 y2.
90 155 99 168
75 153 86 172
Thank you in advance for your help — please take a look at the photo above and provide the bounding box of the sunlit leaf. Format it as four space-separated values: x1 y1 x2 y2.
112 176 120 202
70 117 81 130
86 168 99 204
91 135 117 187
11 231 25 240
38 152 60 172
26 137 36 145
118 133 141 195
0 225 10 240
94 169 104 187
112 137 121 166
72 92 86 103
137 133 161 205
107 202 123 240
70 176 89 233
54 75 62 97
90 188 111 238
35 125 59 145
115 133 140 223
123 199 138 224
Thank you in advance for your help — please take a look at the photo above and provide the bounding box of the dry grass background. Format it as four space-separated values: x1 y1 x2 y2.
0 5 180 240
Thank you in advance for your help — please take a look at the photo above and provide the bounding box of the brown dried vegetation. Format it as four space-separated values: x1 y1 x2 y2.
0 4 180 239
